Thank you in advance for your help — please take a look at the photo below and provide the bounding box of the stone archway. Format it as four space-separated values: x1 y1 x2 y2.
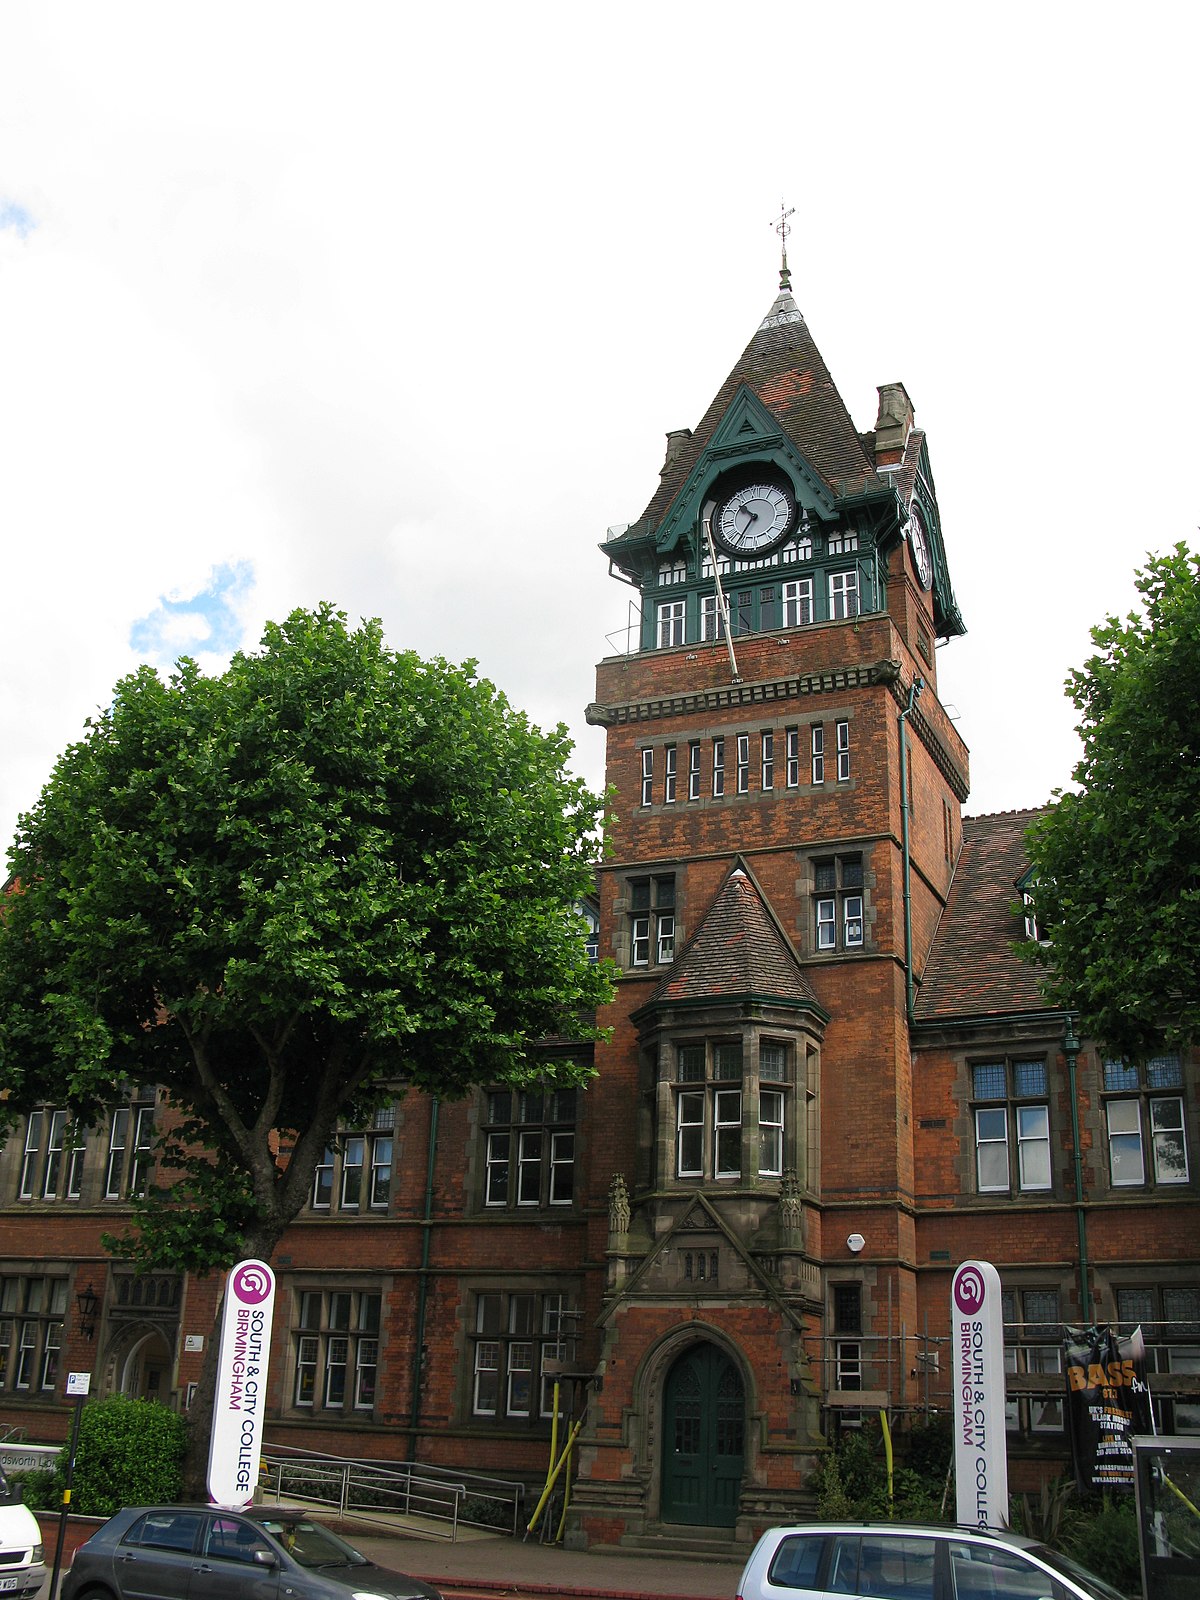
103 1323 176 1405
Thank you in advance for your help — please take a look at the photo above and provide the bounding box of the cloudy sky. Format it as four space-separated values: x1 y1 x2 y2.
3 2 1196 859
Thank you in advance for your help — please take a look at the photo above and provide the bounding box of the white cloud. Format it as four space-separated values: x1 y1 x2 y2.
2 1 1198 858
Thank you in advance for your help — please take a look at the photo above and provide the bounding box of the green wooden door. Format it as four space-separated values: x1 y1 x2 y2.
661 1343 745 1526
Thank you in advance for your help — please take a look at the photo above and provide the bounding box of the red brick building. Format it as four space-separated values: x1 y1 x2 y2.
1 273 1196 1548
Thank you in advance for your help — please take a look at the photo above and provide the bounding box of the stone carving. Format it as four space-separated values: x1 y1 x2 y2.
608 1172 630 1239
779 1167 804 1243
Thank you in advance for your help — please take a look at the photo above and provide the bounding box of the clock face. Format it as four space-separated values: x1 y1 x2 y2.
909 507 932 590
715 481 795 555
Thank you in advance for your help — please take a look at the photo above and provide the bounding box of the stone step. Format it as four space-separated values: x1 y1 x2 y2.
615 1529 750 1562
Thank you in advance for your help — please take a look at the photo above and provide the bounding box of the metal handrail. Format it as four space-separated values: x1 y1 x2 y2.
258 1445 525 1540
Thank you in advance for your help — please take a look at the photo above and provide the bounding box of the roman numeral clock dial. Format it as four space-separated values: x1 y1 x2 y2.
714 481 795 555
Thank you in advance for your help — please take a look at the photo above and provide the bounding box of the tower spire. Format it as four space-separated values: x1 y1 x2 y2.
773 200 795 291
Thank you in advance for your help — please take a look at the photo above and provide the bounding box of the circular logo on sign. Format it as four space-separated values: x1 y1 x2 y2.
953 1265 986 1315
232 1263 274 1305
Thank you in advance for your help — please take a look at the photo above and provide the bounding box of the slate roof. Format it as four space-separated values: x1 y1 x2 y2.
915 809 1051 1023
631 287 882 534
647 866 823 1012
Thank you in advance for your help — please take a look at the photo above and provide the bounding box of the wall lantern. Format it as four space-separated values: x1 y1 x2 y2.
76 1282 99 1341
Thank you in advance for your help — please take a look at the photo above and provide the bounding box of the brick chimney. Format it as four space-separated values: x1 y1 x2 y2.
873 383 915 468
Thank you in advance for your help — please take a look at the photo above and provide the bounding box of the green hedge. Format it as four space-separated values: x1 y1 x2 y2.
53 1398 186 1517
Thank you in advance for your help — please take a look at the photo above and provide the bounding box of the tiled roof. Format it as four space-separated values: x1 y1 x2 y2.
648 867 822 1010
634 288 881 532
915 809 1051 1023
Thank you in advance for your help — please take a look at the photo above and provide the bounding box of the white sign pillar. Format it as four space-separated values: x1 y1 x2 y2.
951 1259 1009 1529
207 1259 276 1507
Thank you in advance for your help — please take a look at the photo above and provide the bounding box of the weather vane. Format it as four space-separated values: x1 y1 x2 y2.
773 200 795 290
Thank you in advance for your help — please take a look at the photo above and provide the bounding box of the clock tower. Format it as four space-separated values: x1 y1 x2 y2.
568 267 969 1544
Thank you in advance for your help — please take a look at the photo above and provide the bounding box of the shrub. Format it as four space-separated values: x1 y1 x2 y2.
811 1421 952 1523
1060 1495 1142 1595
54 1398 186 1517
7 1470 56 1511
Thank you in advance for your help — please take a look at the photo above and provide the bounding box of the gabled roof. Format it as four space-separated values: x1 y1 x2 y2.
644 865 824 1014
629 287 882 537
914 809 1051 1023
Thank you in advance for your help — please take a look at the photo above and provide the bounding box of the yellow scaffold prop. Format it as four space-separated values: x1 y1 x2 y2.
525 1376 588 1543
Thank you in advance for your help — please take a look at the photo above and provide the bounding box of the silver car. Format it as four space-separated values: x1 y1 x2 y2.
734 1522 1130 1600
60 1505 442 1600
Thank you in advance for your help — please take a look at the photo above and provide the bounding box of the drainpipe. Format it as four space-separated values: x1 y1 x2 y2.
407 1095 440 1461
1063 1016 1093 1321
898 677 924 1024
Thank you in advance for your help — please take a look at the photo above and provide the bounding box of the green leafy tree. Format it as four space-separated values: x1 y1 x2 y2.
0 605 612 1486
1025 545 1200 1059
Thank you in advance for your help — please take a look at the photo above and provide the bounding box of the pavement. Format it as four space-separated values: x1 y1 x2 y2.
353 1526 744 1600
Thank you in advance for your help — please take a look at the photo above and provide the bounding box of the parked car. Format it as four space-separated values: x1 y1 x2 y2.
734 1522 1131 1600
0 1467 45 1600
61 1504 442 1600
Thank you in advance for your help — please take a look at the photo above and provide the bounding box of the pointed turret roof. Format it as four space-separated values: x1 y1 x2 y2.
635 287 881 534
646 866 823 1012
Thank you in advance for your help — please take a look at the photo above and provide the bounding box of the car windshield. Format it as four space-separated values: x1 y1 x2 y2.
256 1519 368 1568
1028 1543 1130 1600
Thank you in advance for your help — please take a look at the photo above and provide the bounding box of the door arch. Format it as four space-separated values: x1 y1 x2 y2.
660 1341 744 1527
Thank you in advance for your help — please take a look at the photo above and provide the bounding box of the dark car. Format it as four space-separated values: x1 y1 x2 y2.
61 1505 442 1600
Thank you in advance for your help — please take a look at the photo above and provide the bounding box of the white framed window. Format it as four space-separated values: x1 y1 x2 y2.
470 1289 578 1422
972 1060 1052 1193
340 1138 364 1207
785 728 800 787
759 1090 784 1176
826 530 859 555
712 738 725 797
688 741 701 800
640 747 653 807
656 598 686 648
128 1104 155 1197
658 558 687 586
311 1115 395 1212
676 1092 704 1177
701 593 723 641
663 744 677 804
836 719 850 782
18 1113 43 1200
0 1278 67 1395
292 1288 379 1412
1002 1289 1064 1434
736 734 750 794
783 577 813 627
312 1146 335 1208
102 1091 156 1200
813 856 865 952
828 570 859 620
761 731 774 790
17 1109 85 1202
714 1089 742 1176
1103 1055 1189 1187
483 1088 576 1208
369 1134 393 1208
628 873 675 968
811 724 825 785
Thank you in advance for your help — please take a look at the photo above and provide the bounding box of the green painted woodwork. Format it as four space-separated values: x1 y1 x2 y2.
661 1343 745 1527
